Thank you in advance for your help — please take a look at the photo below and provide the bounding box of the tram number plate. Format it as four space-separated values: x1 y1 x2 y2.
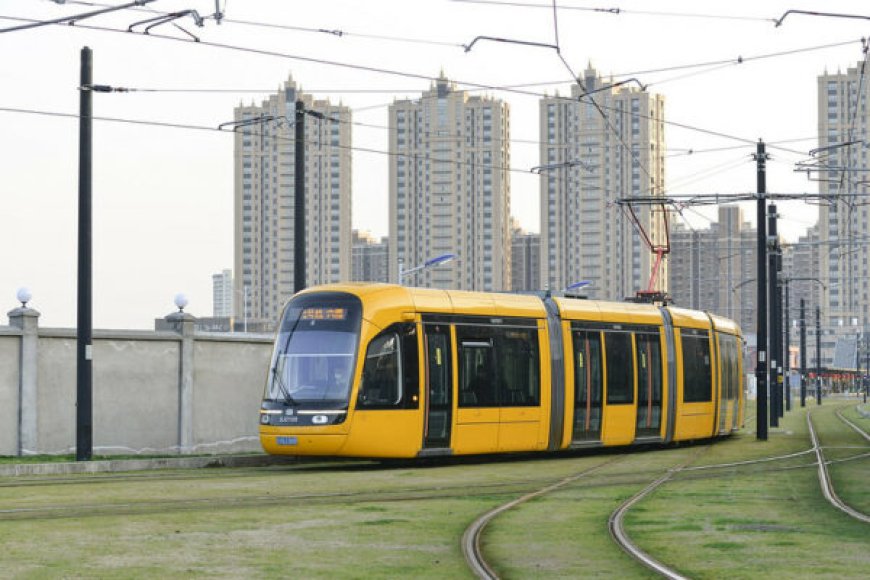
277 436 298 446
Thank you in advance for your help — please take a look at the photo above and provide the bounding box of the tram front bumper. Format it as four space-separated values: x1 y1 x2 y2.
260 430 348 456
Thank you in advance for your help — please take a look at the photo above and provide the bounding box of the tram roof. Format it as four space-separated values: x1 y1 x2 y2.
555 297 664 326
296 284 740 337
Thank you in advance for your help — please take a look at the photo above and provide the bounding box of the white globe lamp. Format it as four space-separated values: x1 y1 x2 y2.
173 293 189 313
16 287 32 308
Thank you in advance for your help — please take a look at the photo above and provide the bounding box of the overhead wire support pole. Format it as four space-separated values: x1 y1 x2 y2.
768 203 780 428
816 306 822 405
784 282 791 412
294 100 306 294
755 140 769 441
77 47 94 462
800 298 807 407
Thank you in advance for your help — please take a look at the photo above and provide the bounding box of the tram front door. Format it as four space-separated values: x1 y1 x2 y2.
423 323 452 449
573 330 603 442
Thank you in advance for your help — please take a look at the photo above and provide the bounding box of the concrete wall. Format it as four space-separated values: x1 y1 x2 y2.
1 307 273 456
0 333 21 455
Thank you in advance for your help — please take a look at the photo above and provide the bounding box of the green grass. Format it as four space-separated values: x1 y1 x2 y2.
0 404 867 577
0 452 256 465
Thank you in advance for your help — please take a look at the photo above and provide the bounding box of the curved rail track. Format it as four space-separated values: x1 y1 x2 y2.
607 469 690 580
605 446 711 580
807 408 870 524
461 413 870 580
461 458 617 579
835 407 870 443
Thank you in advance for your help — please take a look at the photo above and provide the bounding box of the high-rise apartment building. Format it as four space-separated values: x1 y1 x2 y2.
511 221 541 292
817 62 870 365
782 225 823 324
351 230 389 283
540 65 666 300
389 73 511 290
212 269 233 318
233 75 352 327
668 206 757 333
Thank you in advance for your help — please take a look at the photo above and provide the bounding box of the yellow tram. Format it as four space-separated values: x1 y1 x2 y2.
259 283 744 458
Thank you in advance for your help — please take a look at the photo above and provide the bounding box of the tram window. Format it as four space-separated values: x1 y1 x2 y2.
457 324 540 408
635 334 662 408
357 323 419 409
605 332 634 404
682 333 712 403
720 334 738 401
574 331 603 407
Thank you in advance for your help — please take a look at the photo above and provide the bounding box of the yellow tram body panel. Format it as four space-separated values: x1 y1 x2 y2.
259 283 744 459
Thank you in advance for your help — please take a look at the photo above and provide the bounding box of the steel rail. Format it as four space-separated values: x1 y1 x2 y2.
807 409 870 524
461 459 616 579
835 407 870 443
607 469 691 580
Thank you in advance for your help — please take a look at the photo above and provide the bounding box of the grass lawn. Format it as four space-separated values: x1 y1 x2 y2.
1 402 867 577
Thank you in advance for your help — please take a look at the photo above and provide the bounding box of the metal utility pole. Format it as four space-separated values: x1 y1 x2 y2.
294 99 306 293
77 47 93 461
768 203 780 427
800 299 806 407
865 338 868 404
784 282 791 412
852 332 864 402
816 305 822 405
755 140 769 440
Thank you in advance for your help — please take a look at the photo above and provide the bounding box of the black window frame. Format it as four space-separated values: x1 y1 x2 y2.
605 331 635 405
454 319 541 409
356 322 419 410
682 330 713 403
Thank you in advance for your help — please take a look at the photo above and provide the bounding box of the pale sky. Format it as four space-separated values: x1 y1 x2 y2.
2 0 869 328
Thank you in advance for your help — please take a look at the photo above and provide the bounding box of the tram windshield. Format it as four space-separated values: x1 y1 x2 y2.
266 292 362 405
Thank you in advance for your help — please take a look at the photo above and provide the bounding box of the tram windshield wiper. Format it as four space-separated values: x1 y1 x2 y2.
270 365 298 406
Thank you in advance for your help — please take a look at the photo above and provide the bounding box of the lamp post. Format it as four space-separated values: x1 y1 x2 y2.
398 253 456 285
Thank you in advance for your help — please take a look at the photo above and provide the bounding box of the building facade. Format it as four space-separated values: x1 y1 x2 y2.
233 75 352 327
539 65 666 299
511 222 541 292
782 225 823 346
351 230 389 283
212 269 233 318
389 73 511 290
817 63 870 366
668 206 757 333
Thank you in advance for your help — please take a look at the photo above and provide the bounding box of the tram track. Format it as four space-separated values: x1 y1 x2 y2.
457 433 866 579
835 407 870 443
461 457 620 579
606 444 711 580
807 408 870 524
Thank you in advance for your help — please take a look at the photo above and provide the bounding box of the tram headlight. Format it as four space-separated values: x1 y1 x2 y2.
312 415 329 425
260 413 270 425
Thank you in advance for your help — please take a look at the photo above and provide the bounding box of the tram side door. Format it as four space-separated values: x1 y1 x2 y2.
423 323 453 449
636 331 663 438
572 330 603 442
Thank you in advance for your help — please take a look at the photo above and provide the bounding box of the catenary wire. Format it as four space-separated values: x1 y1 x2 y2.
0 12 844 158
450 0 777 23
